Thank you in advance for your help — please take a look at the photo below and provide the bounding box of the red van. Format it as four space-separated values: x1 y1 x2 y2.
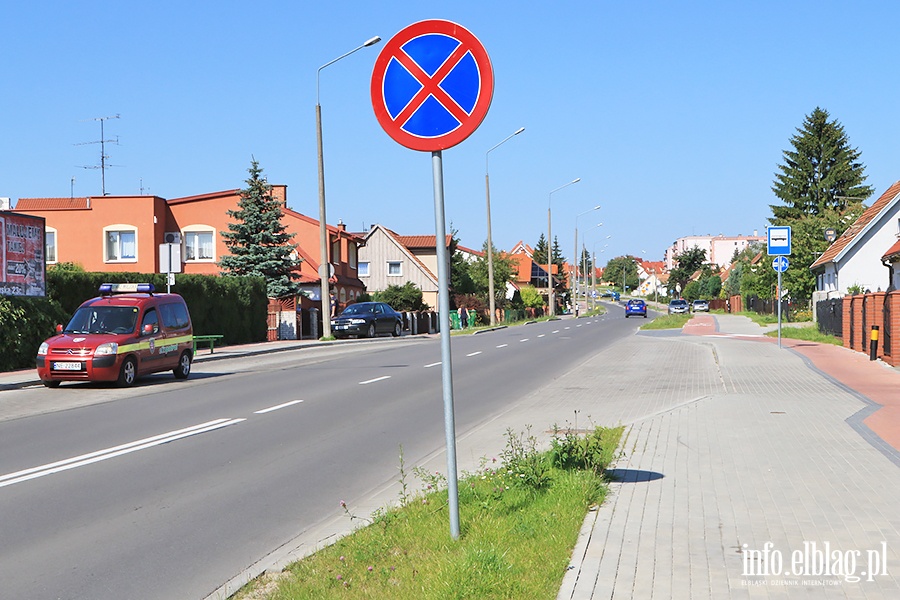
36 283 194 388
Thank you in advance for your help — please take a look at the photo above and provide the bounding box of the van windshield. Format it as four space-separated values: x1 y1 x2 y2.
65 306 138 334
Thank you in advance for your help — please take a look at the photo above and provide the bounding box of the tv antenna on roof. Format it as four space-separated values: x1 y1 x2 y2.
76 114 121 196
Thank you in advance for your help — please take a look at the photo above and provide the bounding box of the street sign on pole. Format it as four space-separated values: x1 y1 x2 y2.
767 226 791 256
772 256 789 273
371 19 493 541
370 19 494 151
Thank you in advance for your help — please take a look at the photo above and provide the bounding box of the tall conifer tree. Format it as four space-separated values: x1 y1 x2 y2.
219 159 301 298
770 107 872 223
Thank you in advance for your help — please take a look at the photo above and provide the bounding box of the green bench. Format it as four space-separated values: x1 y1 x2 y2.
193 334 224 354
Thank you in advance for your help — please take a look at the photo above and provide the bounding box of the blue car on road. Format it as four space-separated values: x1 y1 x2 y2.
625 299 647 318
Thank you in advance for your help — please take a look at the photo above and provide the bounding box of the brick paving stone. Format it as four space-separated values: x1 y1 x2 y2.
557 320 900 600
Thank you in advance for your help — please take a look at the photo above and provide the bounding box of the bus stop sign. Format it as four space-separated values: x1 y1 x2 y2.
371 19 494 151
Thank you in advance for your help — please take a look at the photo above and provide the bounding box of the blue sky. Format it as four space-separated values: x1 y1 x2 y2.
3 1 898 266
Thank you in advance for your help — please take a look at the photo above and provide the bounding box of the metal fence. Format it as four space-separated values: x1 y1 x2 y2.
815 298 843 338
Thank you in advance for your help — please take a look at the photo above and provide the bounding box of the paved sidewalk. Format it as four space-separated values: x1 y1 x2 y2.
559 313 900 599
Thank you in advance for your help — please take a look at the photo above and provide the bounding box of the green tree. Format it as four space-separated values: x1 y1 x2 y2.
449 228 476 295
219 160 301 298
769 108 872 302
604 256 640 293
699 274 722 299
519 285 544 309
373 282 428 311
533 234 548 266
469 241 516 307
667 247 706 295
770 107 873 222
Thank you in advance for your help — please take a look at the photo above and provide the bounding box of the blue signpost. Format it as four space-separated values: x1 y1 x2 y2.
371 20 494 540
768 229 792 348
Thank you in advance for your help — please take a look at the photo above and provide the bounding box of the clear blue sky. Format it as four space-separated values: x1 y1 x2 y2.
3 1 898 266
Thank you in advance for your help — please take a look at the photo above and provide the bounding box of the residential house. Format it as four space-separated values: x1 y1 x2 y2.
636 260 668 298
9 186 365 312
357 224 452 309
811 180 900 299
506 240 554 298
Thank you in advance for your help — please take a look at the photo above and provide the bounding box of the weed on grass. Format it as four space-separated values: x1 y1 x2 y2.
234 424 624 600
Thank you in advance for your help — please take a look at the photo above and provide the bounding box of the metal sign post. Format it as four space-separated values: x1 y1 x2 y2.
371 19 493 541
772 256 789 348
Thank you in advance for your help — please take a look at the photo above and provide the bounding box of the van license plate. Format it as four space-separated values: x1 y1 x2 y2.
52 361 83 371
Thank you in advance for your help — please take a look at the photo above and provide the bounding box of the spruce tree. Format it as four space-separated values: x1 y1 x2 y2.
770 107 873 223
219 159 301 298
769 108 872 302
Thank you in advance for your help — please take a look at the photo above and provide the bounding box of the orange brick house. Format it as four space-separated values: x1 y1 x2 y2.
11 186 365 312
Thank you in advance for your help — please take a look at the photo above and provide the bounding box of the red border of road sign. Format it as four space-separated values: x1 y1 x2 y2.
371 19 494 152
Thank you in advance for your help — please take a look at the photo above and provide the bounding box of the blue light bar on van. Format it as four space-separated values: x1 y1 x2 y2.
99 283 155 294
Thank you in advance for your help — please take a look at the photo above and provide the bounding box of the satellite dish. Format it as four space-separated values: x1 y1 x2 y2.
824 228 837 243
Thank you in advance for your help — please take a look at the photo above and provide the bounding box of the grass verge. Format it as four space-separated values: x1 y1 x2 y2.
764 324 842 345
233 425 624 600
640 314 691 330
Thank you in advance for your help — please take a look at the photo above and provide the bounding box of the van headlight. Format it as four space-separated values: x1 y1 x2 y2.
38 342 49 356
95 342 118 356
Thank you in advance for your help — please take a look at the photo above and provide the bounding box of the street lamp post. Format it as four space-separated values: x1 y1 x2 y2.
316 35 381 338
580 223 602 309
573 206 600 313
548 178 580 317
485 127 525 326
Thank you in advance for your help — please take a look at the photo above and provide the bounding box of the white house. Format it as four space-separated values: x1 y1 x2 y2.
810 180 900 299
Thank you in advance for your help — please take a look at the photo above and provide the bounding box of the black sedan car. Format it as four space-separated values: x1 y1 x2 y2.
331 302 403 339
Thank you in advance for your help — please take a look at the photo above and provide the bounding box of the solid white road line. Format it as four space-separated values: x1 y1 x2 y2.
359 376 391 385
254 400 304 414
0 418 246 488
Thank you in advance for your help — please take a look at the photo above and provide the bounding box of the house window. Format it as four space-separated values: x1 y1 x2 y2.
331 239 341 264
104 227 137 262
358 261 369 277
185 231 214 261
348 243 358 269
388 261 402 276
46 228 57 263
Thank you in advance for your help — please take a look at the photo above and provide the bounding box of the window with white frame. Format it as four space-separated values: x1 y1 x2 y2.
388 261 402 276
104 226 137 262
45 228 57 263
184 230 215 261
358 261 369 277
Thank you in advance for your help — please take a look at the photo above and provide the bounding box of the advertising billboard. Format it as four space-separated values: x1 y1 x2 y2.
1 211 46 297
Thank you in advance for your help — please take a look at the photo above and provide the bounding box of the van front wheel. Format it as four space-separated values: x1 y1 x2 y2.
117 357 137 387
174 351 192 379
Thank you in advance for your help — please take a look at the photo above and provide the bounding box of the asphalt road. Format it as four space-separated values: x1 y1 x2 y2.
0 303 641 600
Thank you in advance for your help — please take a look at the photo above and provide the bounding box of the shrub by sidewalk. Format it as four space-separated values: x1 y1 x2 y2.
233 425 624 600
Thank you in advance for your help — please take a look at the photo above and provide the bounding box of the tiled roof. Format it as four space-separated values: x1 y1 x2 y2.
14 197 91 210
395 235 452 249
457 244 484 257
811 181 900 268
882 239 900 261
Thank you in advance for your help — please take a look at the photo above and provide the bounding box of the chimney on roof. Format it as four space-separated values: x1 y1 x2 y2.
0 197 9 210
337 219 346 232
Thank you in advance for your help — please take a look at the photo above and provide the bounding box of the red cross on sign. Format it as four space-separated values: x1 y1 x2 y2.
371 19 494 151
